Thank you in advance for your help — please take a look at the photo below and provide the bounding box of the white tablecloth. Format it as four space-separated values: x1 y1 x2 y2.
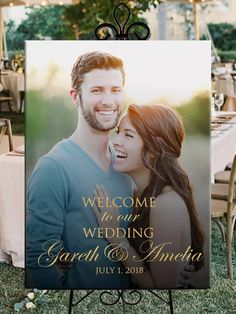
1 71 25 112
211 112 236 182
0 153 24 267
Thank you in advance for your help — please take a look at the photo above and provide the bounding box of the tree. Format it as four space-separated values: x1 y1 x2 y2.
5 4 75 54
63 0 163 39
207 23 236 51
16 5 74 40
6 0 163 53
5 20 25 52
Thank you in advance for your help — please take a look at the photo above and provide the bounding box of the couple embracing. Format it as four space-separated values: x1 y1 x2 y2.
26 51 204 289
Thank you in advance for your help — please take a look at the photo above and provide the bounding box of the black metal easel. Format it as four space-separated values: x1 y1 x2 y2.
68 289 174 314
68 3 174 313
95 3 150 40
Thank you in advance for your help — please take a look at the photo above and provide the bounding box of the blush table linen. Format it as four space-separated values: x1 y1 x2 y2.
0 153 24 268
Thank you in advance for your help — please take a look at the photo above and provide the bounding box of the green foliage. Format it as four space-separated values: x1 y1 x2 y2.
218 50 236 62
5 5 74 52
17 5 74 40
6 1 162 50
26 91 76 146
177 92 210 136
63 2 102 39
37 0 162 39
26 90 77 176
207 23 236 51
4 20 25 52
7 50 24 61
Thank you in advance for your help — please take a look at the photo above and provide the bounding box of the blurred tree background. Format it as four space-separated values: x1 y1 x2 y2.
5 0 235 61
177 92 210 136
206 23 236 61
26 89 76 179
5 0 236 61
6 0 162 58
7 0 210 178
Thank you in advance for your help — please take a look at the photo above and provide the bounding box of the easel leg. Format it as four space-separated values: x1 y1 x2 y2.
168 290 174 314
68 290 95 314
68 290 74 314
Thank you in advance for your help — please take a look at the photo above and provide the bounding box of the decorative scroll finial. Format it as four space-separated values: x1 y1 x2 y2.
95 3 150 40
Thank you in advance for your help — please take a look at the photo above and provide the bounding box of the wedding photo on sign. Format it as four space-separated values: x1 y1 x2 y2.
25 41 211 289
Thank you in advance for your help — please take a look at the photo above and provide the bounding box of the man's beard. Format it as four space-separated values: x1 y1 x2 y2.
80 98 122 131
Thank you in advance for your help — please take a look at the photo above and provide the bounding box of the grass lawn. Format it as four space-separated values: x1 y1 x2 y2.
0 112 24 136
0 224 236 313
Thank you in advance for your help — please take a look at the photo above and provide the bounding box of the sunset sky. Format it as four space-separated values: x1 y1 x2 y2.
26 40 211 105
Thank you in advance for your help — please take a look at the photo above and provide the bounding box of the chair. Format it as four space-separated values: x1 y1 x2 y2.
215 168 236 184
211 154 236 279
230 72 236 95
19 91 25 114
0 118 14 152
215 158 235 182
225 162 232 171
0 90 13 112
223 96 236 112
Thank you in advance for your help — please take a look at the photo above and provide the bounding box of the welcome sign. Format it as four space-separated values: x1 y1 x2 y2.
25 41 210 289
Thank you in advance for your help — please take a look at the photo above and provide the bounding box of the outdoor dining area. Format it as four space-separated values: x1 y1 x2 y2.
211 59 236 280
0 0 236 312
0 65 25 113
0 117 24 268
0 59 24 269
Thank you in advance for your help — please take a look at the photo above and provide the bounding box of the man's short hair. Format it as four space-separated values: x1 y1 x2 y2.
71 51 125 93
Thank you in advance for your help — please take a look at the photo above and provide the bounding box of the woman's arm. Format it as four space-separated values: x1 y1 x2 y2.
149 191 191 288
93 185 192 288
113 238 156 288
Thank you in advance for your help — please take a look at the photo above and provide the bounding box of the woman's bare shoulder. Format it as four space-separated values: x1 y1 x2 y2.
150 188 189 222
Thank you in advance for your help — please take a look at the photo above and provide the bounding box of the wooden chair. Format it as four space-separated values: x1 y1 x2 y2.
0 118 14 152
223 96 236 112
0 89 13 112
19 91 25 114
215 158 235 183
230 72 236 95
225 162 232 171
211 154 236 279
215 168 236 184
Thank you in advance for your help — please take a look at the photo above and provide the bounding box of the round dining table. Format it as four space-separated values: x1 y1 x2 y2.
0 152 24 268
211 111 236 182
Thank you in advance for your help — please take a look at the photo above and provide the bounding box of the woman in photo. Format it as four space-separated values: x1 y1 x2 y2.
93 103 204 288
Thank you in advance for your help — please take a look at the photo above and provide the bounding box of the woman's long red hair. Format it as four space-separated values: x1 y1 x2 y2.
128 104 204 270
